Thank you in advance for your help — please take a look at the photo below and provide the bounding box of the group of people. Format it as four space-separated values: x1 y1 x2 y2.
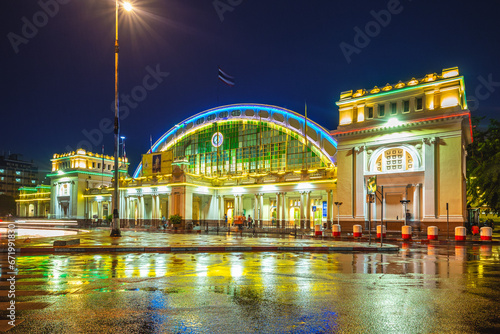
224 214 255 228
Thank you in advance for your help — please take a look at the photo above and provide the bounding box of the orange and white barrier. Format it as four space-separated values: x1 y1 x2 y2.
480 227 492 241
376 225 386 238
332 224 341 237
455 226 467 241
353 225 362 238
314 225 322 236
402 225 412 240
427 226 438 240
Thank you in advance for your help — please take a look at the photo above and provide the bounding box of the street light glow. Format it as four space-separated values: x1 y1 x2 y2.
123 2 133 11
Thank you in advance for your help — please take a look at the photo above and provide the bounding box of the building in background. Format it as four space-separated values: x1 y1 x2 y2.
0 153 38 197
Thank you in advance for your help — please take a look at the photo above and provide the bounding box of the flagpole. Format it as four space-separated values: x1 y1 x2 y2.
217 66 220 106
304 102 307 170
101 145 105 188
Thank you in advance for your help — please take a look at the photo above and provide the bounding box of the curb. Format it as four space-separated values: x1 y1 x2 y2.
10 245 400 254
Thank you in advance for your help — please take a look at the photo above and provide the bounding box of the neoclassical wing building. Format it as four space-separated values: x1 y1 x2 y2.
18 67 471 233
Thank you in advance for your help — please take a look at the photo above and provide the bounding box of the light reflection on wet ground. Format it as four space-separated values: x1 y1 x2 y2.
1 244 499 333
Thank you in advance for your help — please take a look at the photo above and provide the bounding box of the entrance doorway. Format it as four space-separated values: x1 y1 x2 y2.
289 199 301 227
225 199 234 225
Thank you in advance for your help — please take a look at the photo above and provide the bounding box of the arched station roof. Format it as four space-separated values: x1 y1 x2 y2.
133 103 337 178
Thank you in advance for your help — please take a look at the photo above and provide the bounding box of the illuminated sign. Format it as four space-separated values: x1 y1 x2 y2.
211 132 223 147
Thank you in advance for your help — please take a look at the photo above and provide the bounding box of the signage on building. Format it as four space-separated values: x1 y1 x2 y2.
142 150 173 176
322 201 327 217
367 175 377 194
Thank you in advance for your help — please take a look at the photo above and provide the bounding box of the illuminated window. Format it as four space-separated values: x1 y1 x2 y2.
403 100 410 113
15 178 21 182
1 177 4 181
31 180 36 184
378 104 385 117
367 107 374 119
375 148 415 172
16 171 21 175
0 169 4 173
390 102 397 115
416 97 423 111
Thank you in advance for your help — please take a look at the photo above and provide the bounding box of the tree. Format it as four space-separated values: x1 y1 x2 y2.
0 194 16 217
467 117 500 213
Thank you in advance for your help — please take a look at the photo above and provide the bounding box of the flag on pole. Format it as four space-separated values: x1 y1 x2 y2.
218 67 235 87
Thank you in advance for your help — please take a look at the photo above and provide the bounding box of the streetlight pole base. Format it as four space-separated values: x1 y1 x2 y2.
110 229 122 237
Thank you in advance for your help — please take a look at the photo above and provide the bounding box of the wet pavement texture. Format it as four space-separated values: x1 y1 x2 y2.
1 229 400 251
1 243 499 333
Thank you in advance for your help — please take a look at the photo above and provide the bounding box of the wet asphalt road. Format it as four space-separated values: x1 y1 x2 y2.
1 243 499 333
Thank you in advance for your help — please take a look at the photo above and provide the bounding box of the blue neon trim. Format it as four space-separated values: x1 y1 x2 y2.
133 103 337 178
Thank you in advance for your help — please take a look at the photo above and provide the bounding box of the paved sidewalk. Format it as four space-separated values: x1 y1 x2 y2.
2 229 401 253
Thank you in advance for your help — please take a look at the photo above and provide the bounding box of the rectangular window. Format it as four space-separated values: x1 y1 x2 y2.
0 177 4 181
15 178 21 182
416 97 423 110
31 180 36 184
390 102 397 115
0 169 4 173
378 104 385 117
367 107 374 119
97 163 101 169
107 165 111 170
15 171 21 175
92 162 95 168
403 100 410 113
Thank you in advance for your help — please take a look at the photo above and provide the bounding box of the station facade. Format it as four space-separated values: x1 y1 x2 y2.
17 68 472 232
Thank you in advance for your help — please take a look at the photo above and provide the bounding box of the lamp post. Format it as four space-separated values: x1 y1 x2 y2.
110 1 133 237
400 199 411 226
334 201 342 226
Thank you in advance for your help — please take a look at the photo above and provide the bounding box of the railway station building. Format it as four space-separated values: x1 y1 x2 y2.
17 67 472 233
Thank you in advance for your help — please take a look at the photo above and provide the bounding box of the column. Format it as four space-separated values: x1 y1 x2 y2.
413 184 421 221
327 190 332 229
234 195 240 217
423 138 436 219
275 193 280 228
300 192 305 229
281 192 287 228
254 194 259 227
238 195 243 216
98 201 102 220
140 196 145 226
305 191 311 230
124 197 129 227
167 193 172 219
259 193 264 228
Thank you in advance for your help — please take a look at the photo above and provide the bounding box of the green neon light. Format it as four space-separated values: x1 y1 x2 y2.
47 170 128 177
51 154 130 164
336 77 465 106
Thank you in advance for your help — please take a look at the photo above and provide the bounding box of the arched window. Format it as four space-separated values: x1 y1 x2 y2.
374 147 415 172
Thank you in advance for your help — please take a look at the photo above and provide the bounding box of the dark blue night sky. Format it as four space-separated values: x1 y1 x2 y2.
1 0 499 173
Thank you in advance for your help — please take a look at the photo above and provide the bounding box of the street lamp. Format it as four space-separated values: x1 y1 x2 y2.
400 199 411 226
111 1 133 238
334 201 342 226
